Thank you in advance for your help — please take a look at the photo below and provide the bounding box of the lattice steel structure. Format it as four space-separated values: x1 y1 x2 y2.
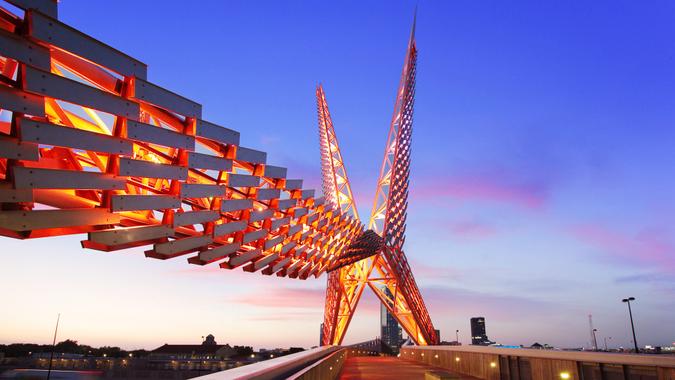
0 1 436 345
0 0 366 280
320 16 438 346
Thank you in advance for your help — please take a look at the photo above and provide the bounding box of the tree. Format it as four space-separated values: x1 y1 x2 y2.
233 346 253 356
54 339 79 353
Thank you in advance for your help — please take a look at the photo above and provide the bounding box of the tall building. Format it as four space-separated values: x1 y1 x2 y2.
381 288 403 351
470 317 493 345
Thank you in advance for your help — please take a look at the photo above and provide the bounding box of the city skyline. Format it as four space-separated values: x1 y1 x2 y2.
2 0 675 351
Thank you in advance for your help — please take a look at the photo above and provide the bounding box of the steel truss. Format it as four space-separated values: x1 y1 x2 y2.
0 1 437 345
0 1 365 280
320 17 438 346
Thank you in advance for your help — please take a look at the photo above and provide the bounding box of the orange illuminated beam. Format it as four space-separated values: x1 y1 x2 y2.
0 3 361 281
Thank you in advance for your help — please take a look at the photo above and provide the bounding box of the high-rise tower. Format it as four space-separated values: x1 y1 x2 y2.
381 288 403 352
470 317 492 346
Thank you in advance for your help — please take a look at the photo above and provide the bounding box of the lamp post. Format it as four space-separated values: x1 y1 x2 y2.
592 329 598 351
622 297 639 353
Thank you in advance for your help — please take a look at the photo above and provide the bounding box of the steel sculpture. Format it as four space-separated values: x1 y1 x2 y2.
320 15 438 346
0 0 437 345
0 1 363 280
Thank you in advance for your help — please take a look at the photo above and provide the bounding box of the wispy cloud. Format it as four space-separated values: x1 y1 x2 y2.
232 284 382 316
421 285 556 321
448 221 497 239
615 272 674 284
248 312 320 321
413 169 552 210
568 224 675 272
409 260 463 282
171 264 253 279
614 272 675 298
233 287 326 309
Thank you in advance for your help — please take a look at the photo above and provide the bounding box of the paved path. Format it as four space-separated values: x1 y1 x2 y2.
337 356 478 380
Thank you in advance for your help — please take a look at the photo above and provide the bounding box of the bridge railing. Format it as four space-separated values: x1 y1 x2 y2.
288 345 380 380
193 342 381 380
193 346 337 380
402 345 675 380
286 348 347 380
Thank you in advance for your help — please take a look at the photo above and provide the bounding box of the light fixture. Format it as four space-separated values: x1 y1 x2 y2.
455 357 460 362
490 362 497 368
560 372 571 379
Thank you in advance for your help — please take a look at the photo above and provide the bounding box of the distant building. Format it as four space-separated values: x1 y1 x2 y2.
150 334 237 360
530 342 553 350
319 323 324 346
203 334 217 345
470 317 494 346
381 288 403 352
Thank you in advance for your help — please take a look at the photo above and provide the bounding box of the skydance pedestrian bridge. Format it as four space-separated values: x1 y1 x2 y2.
1 1 674 379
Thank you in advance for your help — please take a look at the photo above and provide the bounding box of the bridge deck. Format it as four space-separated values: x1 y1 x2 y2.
338 357 478 380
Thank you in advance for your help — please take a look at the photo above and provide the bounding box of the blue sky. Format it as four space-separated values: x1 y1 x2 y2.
2 0 675 350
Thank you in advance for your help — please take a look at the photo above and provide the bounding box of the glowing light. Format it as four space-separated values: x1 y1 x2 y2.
319 34 435 347
560 372 571 379
490 362 497 368
455 357 460 362
0 1 435 353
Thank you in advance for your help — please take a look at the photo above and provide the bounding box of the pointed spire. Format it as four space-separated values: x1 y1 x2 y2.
409 5 417 46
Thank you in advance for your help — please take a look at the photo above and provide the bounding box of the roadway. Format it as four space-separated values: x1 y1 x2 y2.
337 356 479 380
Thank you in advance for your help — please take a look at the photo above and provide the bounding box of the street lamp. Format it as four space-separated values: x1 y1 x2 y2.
622 297 639 353
592 329 598 351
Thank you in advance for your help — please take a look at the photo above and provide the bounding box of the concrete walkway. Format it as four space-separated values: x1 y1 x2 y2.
337 357 478 380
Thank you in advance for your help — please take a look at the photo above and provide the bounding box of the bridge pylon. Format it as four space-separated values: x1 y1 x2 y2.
319 15 438 346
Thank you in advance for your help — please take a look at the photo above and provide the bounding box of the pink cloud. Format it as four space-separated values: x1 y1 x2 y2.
569 224 675 272
409 260 462 282
421 285 555 322
233 287 326 309
171 264 253 279
413 172 550 210
614 273 675 298
249 312 320 321
449 221 497 239
232 284 383 315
